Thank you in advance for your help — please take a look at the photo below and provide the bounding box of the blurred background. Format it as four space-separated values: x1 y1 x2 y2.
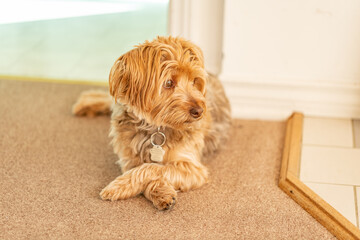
0 0 168 82
1 0 360 120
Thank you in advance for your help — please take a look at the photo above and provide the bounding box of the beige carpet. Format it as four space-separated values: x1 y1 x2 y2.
0 79 335 239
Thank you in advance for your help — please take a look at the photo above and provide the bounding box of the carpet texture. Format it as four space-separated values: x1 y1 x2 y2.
0 79 335 239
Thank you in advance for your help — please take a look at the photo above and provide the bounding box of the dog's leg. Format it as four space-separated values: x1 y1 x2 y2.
72 90 112 117
100 163 162 201
162 160 208 192
100 163 178 210
100 159 208 210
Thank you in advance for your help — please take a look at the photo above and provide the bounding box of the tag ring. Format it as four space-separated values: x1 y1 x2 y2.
150 131 166 146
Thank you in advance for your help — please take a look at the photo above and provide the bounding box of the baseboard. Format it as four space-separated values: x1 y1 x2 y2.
220 75 360 120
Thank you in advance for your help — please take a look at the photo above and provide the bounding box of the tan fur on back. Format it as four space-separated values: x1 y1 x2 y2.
73 36 231 210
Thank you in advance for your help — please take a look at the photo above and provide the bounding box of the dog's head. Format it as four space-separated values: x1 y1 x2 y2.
109 36 207 129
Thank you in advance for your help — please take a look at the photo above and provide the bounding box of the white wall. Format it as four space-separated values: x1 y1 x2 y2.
168 0 224 75
220 0 360 119
169 0 360 120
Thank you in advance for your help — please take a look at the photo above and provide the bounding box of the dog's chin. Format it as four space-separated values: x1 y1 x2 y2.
162 116 203 130
184 116 203 124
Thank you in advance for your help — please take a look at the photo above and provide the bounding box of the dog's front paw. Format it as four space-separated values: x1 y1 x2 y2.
100 185 121 201
152 194 177 211
100 176 139 201
145 180 177 210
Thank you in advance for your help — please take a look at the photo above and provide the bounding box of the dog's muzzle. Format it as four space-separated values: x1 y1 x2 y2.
189 107 203 119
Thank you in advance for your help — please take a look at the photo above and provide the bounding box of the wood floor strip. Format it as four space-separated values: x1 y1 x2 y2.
279 112 360 240
353 120 360 148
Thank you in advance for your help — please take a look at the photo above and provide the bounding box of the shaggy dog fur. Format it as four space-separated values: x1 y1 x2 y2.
72 36 231 210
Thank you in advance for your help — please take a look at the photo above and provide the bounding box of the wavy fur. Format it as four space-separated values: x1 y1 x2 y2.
72 36 231 210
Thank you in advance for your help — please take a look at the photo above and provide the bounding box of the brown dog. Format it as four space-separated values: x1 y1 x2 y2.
72 36 231 210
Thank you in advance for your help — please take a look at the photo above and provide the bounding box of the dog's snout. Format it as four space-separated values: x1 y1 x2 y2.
190 106 203 119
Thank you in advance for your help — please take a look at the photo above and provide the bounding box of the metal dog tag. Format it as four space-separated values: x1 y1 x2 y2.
150 127 166 163
150 145 165 162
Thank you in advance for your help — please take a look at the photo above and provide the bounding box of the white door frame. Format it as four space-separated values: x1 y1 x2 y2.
168 0 225 76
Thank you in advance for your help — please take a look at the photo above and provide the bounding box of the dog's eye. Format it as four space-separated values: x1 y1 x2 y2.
193 78 204 92
164 79 174 89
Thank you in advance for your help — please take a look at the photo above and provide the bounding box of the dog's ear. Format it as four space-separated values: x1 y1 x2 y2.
180 40 205 68
109 54 128 102
109 47 161 110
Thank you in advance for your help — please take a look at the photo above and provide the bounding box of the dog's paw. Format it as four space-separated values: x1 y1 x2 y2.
152 194 177 211
145 180 177 210
99 176 138 201
99 184 133 201
100 186 120 201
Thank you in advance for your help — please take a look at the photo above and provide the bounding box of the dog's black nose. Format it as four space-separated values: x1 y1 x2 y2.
190 107 203 119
